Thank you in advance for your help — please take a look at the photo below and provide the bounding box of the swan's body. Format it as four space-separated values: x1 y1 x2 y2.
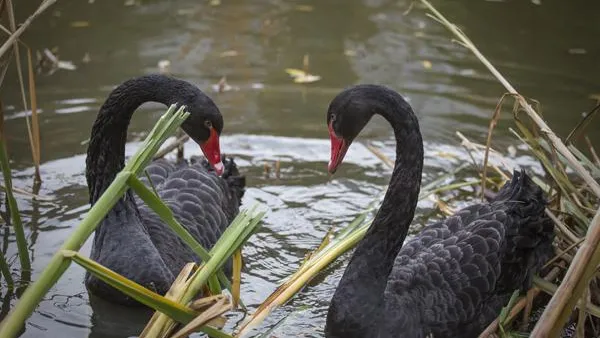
324 85 554 338
84 74 244 305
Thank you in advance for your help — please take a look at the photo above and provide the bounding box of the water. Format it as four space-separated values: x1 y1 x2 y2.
1 0 599 337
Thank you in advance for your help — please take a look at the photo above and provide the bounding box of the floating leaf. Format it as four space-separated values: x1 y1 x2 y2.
568 48 586 55
284 68 307 78
294 5 314 12
70 21 90 28
422 60 432 69
284 68 321 84
220 50 239 57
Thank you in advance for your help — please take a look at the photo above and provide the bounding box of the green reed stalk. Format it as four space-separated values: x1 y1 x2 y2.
182 205 264 303
0 138 31 276
0 105 189 338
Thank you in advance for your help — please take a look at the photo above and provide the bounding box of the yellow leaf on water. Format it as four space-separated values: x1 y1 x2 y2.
70 21 90 28
210 0 221 6
422 60 432 69
284 68 321 83
284 68 308 78
295 5 314 12
293 74 321 83
219 50 239 57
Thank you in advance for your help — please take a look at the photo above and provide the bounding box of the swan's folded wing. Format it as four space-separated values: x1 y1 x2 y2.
135 160 240 276
380 211 509 338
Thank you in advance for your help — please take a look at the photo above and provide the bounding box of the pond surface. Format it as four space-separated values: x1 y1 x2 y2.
1 0 599 337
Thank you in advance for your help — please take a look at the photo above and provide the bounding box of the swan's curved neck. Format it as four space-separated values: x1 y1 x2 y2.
366 104 424 269
327 97 424 336
85 75 183 204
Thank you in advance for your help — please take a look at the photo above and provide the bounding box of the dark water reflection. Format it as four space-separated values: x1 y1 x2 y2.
1 0 599 337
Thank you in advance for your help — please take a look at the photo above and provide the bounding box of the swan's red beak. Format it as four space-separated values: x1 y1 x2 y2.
200 127 224 175
328 122 349 174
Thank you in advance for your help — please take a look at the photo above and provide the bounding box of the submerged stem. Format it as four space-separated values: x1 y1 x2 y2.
0 139 31 279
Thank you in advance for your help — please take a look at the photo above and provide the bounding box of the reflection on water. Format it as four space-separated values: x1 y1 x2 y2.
2 0 599 337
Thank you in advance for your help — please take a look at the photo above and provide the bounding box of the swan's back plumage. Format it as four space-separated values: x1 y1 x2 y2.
86 157 245 304
137 157 244 276
380 170 554 338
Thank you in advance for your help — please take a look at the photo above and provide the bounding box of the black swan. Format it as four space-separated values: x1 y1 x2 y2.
84 74 245 305
324 84 555 338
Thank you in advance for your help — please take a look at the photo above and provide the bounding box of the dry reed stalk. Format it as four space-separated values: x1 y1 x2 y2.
153 135 190 159
481 94 518 202
170 296 231 338
584 136 600 167
478 267 561 338
0 0 56 58
418 0 600 198
3 0 45 183
0 98 4 139
565 104 600 145
26 48 41 183
140 263 197 338
0 184 53 201
455 131 512 180
532 209 600 336
366 143 394 168
416 1 600 335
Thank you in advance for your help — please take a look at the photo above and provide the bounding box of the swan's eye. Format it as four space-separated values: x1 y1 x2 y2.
204 120 213 129
330 114 336 123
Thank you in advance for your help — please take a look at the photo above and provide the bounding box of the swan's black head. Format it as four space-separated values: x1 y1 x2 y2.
175 83 225 175
139 74 225 174
326 84 403 174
